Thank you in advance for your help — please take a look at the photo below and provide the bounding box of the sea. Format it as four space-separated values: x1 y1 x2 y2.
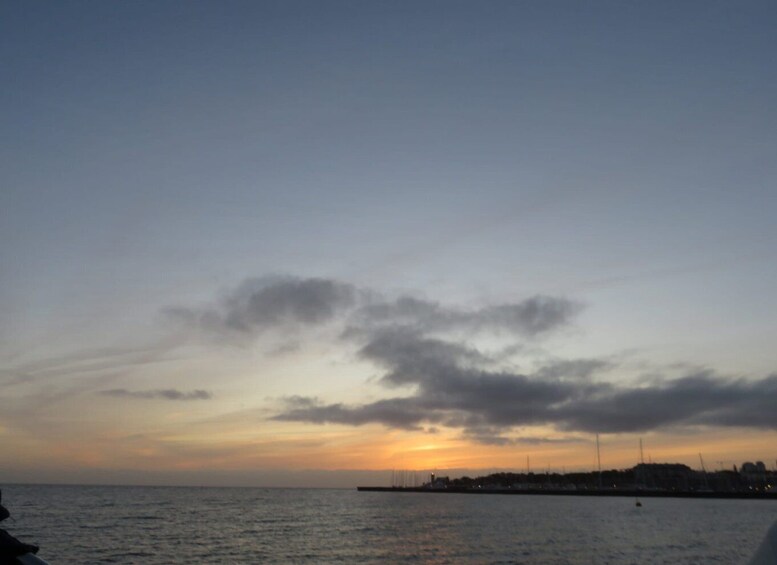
2 484 776 564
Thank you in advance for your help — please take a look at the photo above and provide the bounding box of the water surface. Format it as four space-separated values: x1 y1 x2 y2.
3 485 775 563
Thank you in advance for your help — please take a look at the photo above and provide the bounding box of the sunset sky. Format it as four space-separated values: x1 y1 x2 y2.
2 0 776 487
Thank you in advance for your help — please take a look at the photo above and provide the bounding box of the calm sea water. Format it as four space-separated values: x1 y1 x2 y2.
2 484 776 564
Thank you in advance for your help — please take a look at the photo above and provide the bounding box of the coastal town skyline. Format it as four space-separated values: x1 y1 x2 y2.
2 1 776 487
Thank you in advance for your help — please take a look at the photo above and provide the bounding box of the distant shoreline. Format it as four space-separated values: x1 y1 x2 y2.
356 486 777 500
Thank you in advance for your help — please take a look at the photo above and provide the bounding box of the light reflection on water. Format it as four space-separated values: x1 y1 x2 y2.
3 485 776 564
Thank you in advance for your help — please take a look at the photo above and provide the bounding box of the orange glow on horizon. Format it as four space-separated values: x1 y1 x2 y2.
3 418 776 481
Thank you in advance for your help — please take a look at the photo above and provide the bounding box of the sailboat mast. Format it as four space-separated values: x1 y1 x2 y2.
699 453 710 490
596 433 602 489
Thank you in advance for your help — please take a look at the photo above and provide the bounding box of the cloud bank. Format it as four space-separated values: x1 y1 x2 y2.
168 276 579 340
170 275 777 443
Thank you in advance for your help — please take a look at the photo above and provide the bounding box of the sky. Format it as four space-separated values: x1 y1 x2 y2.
1 0 776 487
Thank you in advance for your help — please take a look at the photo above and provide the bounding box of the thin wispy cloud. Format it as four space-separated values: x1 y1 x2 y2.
0 341 182 387
101 389 212 401
461 427 587 446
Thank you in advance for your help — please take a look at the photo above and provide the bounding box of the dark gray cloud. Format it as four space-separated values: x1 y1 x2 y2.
166 277 581 365
101 388 212 401
273 396 433 431
223 277 357 331
358 330 490 386
275 362 592 435
166 276 358 337
275 329 777 437
274 330 604 439
531 358 612 381
354 295 581 337
555 372 777 433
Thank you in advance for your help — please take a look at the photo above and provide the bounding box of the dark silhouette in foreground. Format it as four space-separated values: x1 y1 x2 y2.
0 490 39 564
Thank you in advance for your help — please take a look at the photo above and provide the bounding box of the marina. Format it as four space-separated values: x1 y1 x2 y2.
359 461 777 500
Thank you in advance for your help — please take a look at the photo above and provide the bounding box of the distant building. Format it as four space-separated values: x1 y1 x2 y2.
740 461 769 490
741 461 767 474
634 463 692 491
425 472 449 489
